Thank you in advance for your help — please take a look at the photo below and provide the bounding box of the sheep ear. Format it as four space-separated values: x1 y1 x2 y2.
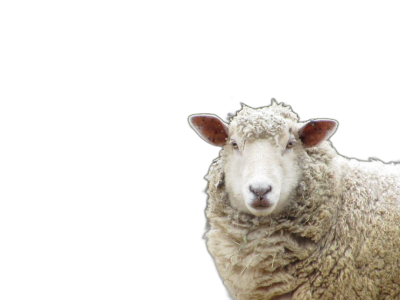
299 119 338 148
189 114 229 147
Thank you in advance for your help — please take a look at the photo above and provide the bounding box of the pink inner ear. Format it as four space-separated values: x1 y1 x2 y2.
299 120 337 148
189 115 229 146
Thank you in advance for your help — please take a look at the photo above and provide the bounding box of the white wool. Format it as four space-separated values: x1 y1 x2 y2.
194 102 400 300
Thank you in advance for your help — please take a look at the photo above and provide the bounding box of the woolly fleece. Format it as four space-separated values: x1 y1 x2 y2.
204 103 400 300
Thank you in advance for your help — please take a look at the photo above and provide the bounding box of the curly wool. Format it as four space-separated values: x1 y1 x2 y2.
232 103 298 144
205 110 400 299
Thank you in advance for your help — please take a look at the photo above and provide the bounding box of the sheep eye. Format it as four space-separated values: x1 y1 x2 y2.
286 140 296 149
231 140 238 149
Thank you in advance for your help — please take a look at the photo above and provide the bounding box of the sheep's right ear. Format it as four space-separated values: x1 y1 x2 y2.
188 114 229 147
298 119 338 148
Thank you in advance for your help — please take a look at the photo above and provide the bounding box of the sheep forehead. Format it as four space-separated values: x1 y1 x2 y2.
229 104 298 142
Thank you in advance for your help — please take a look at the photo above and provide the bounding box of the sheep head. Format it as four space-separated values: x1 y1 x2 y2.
189 102 337 217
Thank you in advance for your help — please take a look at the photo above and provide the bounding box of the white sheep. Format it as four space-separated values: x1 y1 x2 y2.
189 100 400 300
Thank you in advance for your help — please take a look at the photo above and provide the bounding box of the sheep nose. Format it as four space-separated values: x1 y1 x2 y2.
249 185 272 198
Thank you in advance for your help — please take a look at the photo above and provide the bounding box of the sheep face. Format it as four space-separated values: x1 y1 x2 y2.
189 102 337 217
223 120 301 216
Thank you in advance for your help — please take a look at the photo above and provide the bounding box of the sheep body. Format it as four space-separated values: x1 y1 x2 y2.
192 102 400 299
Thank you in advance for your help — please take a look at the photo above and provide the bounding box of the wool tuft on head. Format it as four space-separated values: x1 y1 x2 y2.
231 101 299 143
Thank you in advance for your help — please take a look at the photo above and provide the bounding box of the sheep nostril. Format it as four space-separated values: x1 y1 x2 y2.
249 185 272 197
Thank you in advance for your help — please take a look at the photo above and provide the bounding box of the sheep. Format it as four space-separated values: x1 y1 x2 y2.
188 100 400 300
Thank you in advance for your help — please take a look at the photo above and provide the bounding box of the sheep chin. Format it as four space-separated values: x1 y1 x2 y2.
246 204 276 217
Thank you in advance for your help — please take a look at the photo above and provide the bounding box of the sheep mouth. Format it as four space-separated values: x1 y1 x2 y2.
250 198 273 210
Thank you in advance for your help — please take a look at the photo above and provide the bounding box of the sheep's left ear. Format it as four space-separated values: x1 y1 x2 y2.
298 119 338 148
